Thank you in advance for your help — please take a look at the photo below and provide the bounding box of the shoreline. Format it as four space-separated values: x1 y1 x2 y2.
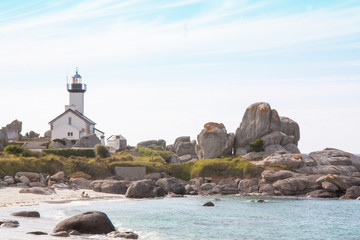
0 187 124 208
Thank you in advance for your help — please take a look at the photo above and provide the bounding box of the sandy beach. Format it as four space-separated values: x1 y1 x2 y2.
0 187 123 208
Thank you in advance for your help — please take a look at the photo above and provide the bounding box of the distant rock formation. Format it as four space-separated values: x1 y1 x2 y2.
234 102 300 155
195 122 234 159
0 119 22 142
136 139 166 149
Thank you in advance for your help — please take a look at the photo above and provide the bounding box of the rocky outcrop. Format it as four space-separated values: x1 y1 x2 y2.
91 180 129 194
298 149 360 177
234 102 300 155
195 122 234 159
0 120 22 142
53 211 115 234
137 140 166 149
73 134 100 148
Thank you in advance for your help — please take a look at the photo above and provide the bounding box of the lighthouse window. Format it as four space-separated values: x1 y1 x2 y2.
68 117 72 125
67 132 73 137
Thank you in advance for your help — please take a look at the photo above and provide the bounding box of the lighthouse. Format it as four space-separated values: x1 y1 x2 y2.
49 69 104 142
67 69 86 114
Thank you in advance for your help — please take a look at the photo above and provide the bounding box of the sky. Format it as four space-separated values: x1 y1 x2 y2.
0 0 359 153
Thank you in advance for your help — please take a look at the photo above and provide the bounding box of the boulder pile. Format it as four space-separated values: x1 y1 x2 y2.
234 102 300 155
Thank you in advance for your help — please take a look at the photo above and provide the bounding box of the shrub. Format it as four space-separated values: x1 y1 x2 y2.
94 144 110 158
249 138 264 153
4 145 23 155
43 148 95 158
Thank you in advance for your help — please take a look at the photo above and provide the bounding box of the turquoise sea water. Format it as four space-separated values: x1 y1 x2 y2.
0 195 359 240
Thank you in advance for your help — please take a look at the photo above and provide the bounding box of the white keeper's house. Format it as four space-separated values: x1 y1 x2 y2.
49 69 104 142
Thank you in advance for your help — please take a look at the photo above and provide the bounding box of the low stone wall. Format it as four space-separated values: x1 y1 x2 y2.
114 167 146 180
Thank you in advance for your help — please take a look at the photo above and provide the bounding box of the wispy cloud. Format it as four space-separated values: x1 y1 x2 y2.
1 0 360 70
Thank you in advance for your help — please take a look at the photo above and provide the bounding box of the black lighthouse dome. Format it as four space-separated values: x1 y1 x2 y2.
67 69 87 93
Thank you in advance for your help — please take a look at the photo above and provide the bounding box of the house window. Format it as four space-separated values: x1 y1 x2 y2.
68 117 72 125
67 132 73 137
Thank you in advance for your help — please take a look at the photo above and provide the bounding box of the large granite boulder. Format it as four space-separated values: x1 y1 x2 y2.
195 122 234 159
19 187 54 195
73 134 100 148
50 171 65 182
234 102 301 155
262 152 304 169
91 180 129 194
340 186 360 199
69 178 92 189
235 102 281 149
155 178 186 195
316 174 349 192
272 175 320 195
238 178 259 193
15 172 41 182
125 180 158 198
53 211 115 234
137 140 166 148
173 136 196 157
280 117 300 145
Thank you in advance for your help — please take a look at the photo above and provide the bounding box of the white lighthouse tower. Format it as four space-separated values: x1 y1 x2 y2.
67 69 86 114
49 69 105 142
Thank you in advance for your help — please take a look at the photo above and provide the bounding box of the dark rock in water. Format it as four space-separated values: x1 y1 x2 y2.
0 220 19 225
53 211 115 234
51 231 69 237
11 211 40 218
1 222 19 228
27 231 48 235
214 198 221 201
108 231 139 239
203 201 215 207
257 199 265 203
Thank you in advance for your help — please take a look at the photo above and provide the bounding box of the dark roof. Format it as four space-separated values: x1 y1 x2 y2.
49 108 96 125
94 128 105 134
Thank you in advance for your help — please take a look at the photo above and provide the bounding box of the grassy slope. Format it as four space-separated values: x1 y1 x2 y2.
0 146 264 180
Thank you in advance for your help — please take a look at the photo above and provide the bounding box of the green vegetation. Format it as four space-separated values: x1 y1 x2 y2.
248 138 264 153
0 146 263 180
94 144 110 158
4 145 23 155
43 148 95 158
